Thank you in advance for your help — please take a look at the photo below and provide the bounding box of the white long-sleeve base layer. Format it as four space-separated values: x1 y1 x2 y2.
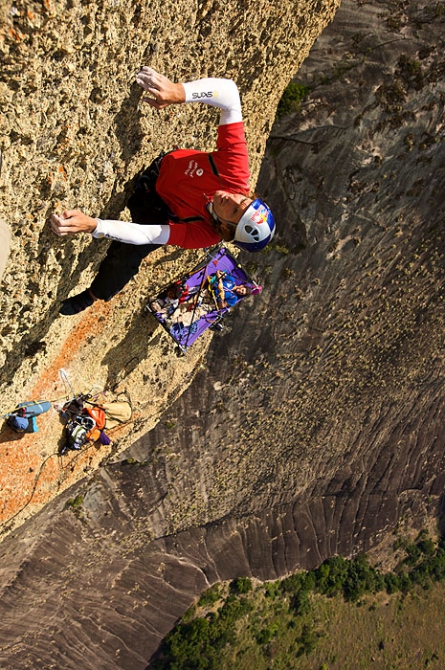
92 220 170 245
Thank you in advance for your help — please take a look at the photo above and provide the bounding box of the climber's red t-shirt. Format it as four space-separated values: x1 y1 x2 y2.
156 121 250 249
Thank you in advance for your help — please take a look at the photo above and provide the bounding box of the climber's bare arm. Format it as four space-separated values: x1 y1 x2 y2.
136 67 186 109
50 210 97 236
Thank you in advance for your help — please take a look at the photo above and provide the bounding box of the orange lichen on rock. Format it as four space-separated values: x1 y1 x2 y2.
0 301 121 530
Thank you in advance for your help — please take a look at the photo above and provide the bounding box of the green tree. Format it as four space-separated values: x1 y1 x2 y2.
385 572 401 594
230 577 253 595
404 543 422 566
316 556 349 597
290 589 312 616
198 584 221 607
297 623 319 656
343 553 382 601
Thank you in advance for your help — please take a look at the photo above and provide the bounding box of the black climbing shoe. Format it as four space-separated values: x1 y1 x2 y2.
59 289 94 316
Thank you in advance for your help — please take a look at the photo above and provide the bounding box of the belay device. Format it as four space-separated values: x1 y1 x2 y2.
147 245 262 355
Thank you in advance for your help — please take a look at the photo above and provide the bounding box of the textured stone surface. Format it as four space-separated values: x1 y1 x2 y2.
2 0 445 668
0 0 339 533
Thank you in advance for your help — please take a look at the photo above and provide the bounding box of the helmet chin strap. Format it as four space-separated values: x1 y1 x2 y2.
207 201 218 222
207 202 237 229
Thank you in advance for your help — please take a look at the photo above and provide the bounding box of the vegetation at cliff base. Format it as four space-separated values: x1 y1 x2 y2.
276 82 310 119
151 532 445 669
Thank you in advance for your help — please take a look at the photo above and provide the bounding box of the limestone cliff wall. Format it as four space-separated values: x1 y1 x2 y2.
0 0 336 389
0 0 339 532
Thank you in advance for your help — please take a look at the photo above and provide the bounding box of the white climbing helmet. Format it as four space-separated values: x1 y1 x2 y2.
234 198 276 252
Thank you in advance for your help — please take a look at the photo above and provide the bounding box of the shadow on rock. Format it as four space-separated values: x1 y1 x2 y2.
0 230 103 389
101 307 161 392
113 81 145 165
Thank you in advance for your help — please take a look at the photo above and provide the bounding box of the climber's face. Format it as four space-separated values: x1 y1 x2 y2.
210 192 252 241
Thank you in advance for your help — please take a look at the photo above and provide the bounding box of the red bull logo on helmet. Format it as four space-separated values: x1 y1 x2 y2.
250 203 270 225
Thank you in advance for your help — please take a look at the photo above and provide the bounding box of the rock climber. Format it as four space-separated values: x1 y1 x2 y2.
50 67 276 316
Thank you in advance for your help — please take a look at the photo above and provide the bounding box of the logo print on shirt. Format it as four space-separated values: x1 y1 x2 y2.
185 161 203 178
192 91 214 100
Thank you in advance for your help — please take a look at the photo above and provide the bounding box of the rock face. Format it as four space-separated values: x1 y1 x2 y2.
0 0 336 412
2 0 445 668
0 0 338 532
